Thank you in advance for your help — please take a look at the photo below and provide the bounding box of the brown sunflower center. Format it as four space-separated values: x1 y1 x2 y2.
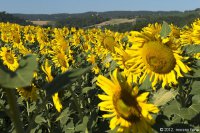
5 53 14 64
103 36 115 52
28 35 33 41
22 86 33 92
83 44 89 50
113 89 141 123
57 55 67 68
142 41 176 74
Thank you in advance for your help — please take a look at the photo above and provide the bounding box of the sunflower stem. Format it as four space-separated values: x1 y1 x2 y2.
26 101 30 116
5 89 25 133
25 97 48 133
69 87 83 121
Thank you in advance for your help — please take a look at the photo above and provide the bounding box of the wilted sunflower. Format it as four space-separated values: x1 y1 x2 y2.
97 69 159 133
125 23 191 88
0 47 19 71
17 84 38 101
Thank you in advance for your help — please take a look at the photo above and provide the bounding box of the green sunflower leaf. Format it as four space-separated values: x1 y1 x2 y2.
75 116 89 132
152 89 178 106
191 80 200 94
163 94 200 122
0 55 37 89
108 60 118 72
139 75 152 91
35 114 46 124
182 44 200 55
44 66 91 96
160 21 171 38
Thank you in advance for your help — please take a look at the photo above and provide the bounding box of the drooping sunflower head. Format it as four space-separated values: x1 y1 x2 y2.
17 84 38 101
123 23 191 88
97 69 159 132
0 47 19 71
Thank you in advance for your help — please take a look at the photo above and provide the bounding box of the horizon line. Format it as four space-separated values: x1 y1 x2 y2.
1 8 198 15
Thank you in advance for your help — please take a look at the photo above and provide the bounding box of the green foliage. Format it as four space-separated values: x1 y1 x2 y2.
44 66 91 96
139 75 152 91
0 11 32 25
0 55 37 88
163 94 200 122
160 21 171 38
152 89 178 106
35 114 46 124
182 44 200 55
55 14 109 28
161 79 200 127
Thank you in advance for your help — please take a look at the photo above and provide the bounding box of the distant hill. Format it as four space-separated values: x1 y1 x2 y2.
10 9 200 32
0 11 33 25
13 11 186 21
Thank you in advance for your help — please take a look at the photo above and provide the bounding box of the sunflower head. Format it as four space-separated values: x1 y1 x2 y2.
103 36 116 52
17 84 38 101
116 23 191 88
97 69 159 132
191 19 200 44
0 47 19 71
52 51 69 73
141 41 176 74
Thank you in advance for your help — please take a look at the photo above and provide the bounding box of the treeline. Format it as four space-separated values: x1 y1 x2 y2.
102 12 200 32
0 12 32 25
1 9 200 32
55 14 109 28
13 11 184 21
53 9 200 31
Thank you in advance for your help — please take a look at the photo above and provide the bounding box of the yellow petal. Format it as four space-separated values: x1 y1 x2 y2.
177 60 189 73
102 113 116 118
52 93 62 112
109 116 118 130
98 94 112 101
137 92 149 102
98 101 113 108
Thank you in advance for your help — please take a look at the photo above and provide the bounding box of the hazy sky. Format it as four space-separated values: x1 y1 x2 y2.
0 0 200 14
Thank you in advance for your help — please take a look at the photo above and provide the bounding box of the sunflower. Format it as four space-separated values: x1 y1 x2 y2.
180 26 194 45
191 19 200 44
52 51 69 73
41 60 63 112
87 54 96 64
98 30 119 53
180 19 200 45
122 23 191 88
17 84 38 101
24 33 35 43
0 47 19 71
97 69 159 133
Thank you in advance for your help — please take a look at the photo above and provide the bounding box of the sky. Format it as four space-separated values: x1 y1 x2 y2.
0 0 200 14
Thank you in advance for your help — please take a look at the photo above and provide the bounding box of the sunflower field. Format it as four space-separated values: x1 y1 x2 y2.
0 19 200 133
